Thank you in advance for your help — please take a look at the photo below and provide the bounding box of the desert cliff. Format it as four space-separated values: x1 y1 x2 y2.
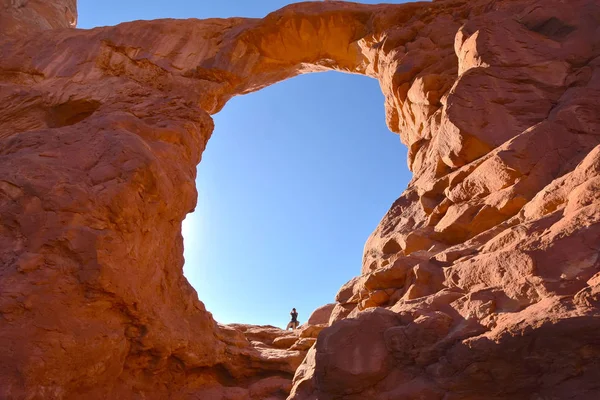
1 0 599 399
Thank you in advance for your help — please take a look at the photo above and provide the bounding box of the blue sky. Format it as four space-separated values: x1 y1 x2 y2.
78 1 413 328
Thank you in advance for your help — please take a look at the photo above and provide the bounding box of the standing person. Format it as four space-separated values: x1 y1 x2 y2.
286 308 299 330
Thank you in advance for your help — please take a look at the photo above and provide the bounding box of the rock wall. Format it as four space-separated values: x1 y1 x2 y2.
0 0 599 399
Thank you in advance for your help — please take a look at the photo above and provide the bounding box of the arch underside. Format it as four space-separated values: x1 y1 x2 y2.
0 0 600 399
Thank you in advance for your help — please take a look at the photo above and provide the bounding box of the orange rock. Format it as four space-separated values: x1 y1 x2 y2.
272 335 300 350
306 303 335 325
227 324 287 346
289 338 317 351
1 0 599 398
328 302 355 325
298 324 326 339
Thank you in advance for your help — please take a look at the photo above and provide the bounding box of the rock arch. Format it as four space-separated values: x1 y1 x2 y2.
1 0 599 399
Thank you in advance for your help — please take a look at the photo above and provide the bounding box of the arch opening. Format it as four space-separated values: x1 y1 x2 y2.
182 71 411 328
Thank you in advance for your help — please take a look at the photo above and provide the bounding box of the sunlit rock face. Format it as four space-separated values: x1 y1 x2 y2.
1 0 599 399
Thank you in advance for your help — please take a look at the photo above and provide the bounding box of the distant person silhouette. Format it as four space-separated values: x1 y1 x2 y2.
286 308 299 330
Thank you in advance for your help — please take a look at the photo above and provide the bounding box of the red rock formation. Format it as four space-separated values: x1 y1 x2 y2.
0 0 77 35
306 303 335 325
1 0 599 399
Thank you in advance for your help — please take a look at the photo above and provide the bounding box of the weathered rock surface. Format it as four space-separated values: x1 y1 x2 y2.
1 0 599 399
272 335 300 350
306 303 335 325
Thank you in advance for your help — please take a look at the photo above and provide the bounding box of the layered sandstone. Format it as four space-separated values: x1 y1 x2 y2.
0 0 599 399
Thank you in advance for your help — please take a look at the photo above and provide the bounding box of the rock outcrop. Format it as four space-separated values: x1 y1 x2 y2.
306 303 336 326
0 0 599 399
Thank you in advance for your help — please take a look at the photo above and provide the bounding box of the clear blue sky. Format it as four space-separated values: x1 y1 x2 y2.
78 0 413 328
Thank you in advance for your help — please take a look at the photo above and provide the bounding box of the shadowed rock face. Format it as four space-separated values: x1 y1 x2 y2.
1 0 599 399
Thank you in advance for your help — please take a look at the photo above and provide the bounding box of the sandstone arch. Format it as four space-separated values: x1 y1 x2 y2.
1 0 600 399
